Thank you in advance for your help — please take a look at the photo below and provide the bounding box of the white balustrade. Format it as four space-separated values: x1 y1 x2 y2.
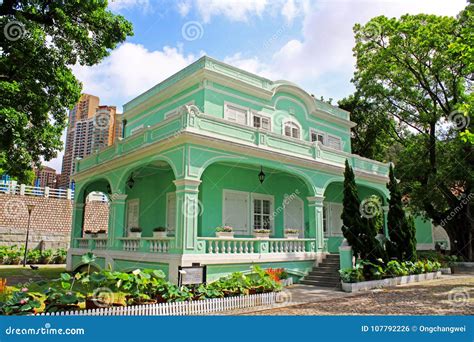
200 238 257 254
197 237 312 254
120 238 141 252
269 239 306 253
76 238 90 249
146 239 170 253
93 238 108 250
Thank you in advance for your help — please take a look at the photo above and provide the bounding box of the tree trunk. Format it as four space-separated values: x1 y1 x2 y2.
443 207 473 261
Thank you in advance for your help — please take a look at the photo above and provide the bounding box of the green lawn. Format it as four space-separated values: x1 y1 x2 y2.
0 265 67 288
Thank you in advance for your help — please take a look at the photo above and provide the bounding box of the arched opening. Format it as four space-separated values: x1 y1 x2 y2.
198 161 314 239
120 160 176 238
323 181 386 253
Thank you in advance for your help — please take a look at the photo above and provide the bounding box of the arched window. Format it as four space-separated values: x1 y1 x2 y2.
284 121 300 139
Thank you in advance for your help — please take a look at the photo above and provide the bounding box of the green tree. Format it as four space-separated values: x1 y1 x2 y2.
341 160 382 262
386 165 417 261
0 0 133 182
338 93 400 162
352 5 474 260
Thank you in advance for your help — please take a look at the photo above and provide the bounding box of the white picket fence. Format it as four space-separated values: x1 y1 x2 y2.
35 292 279 316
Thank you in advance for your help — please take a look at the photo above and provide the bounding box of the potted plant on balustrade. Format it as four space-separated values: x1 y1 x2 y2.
215 225 234 238
153 227 167 239
128 227 142 238
83 230 94 238
284 228 299 239
254 228 271 239
96 229 107 238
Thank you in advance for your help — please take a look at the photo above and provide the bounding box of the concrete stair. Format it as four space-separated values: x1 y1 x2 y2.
300 254 341 288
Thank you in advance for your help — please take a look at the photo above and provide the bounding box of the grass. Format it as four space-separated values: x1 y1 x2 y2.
0 265 67 288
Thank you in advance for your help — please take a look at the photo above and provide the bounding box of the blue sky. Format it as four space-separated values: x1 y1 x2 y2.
45 0 467 172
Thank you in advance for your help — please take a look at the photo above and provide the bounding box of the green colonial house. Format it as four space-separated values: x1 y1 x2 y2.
67 56 435 283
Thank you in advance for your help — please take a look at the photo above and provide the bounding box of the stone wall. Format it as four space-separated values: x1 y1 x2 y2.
0 193 109 249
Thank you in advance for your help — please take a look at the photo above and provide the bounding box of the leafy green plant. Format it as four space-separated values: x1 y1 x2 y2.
216 226 233 232
153 227 167 232
43 286 82 312
339 264 364 283
385 260 408 277
0 288 41 315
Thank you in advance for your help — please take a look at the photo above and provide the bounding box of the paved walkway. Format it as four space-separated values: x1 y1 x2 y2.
221 274 474 315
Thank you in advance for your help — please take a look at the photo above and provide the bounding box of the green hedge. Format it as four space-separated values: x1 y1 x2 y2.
340 259 442 283
0 246 67 265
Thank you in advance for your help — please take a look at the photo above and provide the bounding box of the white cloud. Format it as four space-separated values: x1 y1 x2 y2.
72 43 197 110
224 0 467 97
192 0 268 23
177 1 192 17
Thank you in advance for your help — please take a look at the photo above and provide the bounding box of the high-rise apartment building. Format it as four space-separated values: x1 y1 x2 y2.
59 95 122 188
34 165 59 188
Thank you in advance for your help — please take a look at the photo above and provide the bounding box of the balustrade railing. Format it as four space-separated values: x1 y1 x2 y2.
197 237 315 254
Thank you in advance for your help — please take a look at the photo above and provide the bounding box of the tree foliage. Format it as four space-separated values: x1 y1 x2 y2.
0 0 133 182
352 5 474 259
338 93 399 162
341 160 383 262
386 165 417 261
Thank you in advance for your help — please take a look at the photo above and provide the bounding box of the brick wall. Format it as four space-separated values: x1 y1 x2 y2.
0 193 109 249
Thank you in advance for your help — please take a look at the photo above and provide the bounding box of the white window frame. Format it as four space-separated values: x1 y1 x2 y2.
126 198 140 231
222 189 250 235
251 111 272 131
224 101 249 126
166 192 176 236
129 124 144 136
283 120 302 140
251 193 275 234
310 128 326 144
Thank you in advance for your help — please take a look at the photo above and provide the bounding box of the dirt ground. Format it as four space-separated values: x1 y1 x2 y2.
239 275 474 315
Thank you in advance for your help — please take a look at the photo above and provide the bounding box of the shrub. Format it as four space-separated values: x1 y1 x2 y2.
385 260 408 277
339 264 364 283
0 288 41 315
129 227 142 233
153 227 166 232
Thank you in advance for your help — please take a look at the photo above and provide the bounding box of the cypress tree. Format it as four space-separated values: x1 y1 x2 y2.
341 160 382 262
386 164 417 261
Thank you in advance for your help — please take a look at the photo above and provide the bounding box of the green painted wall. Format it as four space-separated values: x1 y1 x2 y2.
198 163 310 238
113 259 169 278
125 167 176 237
414 216 433 245
205 260 315 282
126 84 204 135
